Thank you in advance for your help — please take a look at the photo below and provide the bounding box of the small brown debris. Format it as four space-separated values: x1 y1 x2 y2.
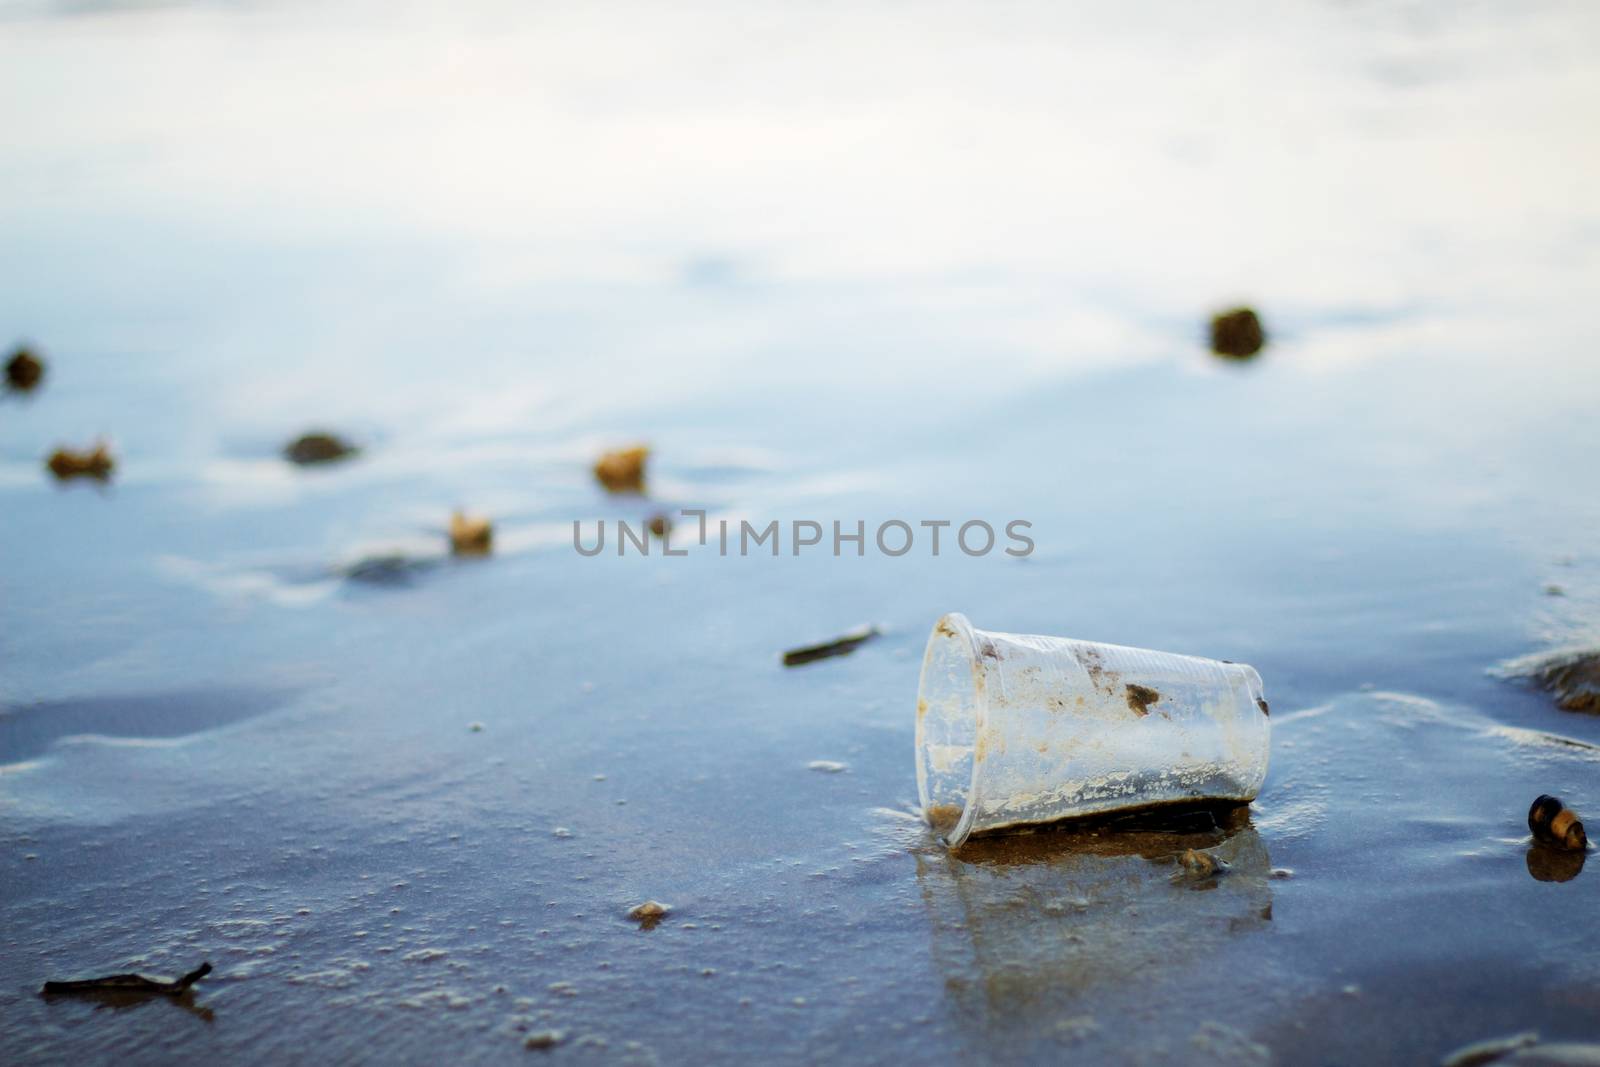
627 901 670 929
5 344 44 391
449 511 493 556
647 513 671 538
42 961 211 996
46 441 114 482
524 1029 566 1050
1256 697 1270 717
1528 794 1587 851
782 625 879 667
1178 848 1228 878
1209 307 1266 360
593 445 649 494
1125 683 1160 717
284 431 358 466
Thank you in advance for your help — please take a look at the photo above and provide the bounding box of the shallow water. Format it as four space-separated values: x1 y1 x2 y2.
4 1 1600 1063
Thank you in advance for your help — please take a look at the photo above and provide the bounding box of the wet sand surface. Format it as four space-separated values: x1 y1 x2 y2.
5 2 1600 1063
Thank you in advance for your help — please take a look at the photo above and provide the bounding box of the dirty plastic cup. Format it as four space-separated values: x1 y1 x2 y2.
916 613 1270 848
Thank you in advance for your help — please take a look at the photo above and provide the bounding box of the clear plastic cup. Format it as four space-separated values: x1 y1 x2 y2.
916 613 1270 847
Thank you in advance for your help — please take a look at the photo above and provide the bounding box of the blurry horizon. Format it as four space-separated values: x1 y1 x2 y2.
4 0 1599 414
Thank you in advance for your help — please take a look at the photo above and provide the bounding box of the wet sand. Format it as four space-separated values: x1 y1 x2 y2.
5 1 1600 1063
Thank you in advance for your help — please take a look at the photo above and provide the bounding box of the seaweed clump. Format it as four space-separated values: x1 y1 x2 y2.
46 441 115 482
449 511 493 556
6 344 45 392
284 431 358 466
1209 307 1266 360
593 445 649 494
628 900 670 930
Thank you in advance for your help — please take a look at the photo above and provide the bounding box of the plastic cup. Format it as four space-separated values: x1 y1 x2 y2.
916 613 1270 847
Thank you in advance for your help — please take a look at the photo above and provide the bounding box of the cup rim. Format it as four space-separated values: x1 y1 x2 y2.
916 611 986 848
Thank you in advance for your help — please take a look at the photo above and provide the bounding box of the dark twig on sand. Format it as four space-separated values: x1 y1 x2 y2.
42 961 213 996
782 625 880 667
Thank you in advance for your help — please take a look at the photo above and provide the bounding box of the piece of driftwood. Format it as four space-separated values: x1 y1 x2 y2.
782 625 880 667
43 961 212 996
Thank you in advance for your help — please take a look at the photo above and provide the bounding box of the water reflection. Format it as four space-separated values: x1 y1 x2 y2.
0 686 302 764
1525 842 1585 883
916 805 1271 1042
338 552 442 588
